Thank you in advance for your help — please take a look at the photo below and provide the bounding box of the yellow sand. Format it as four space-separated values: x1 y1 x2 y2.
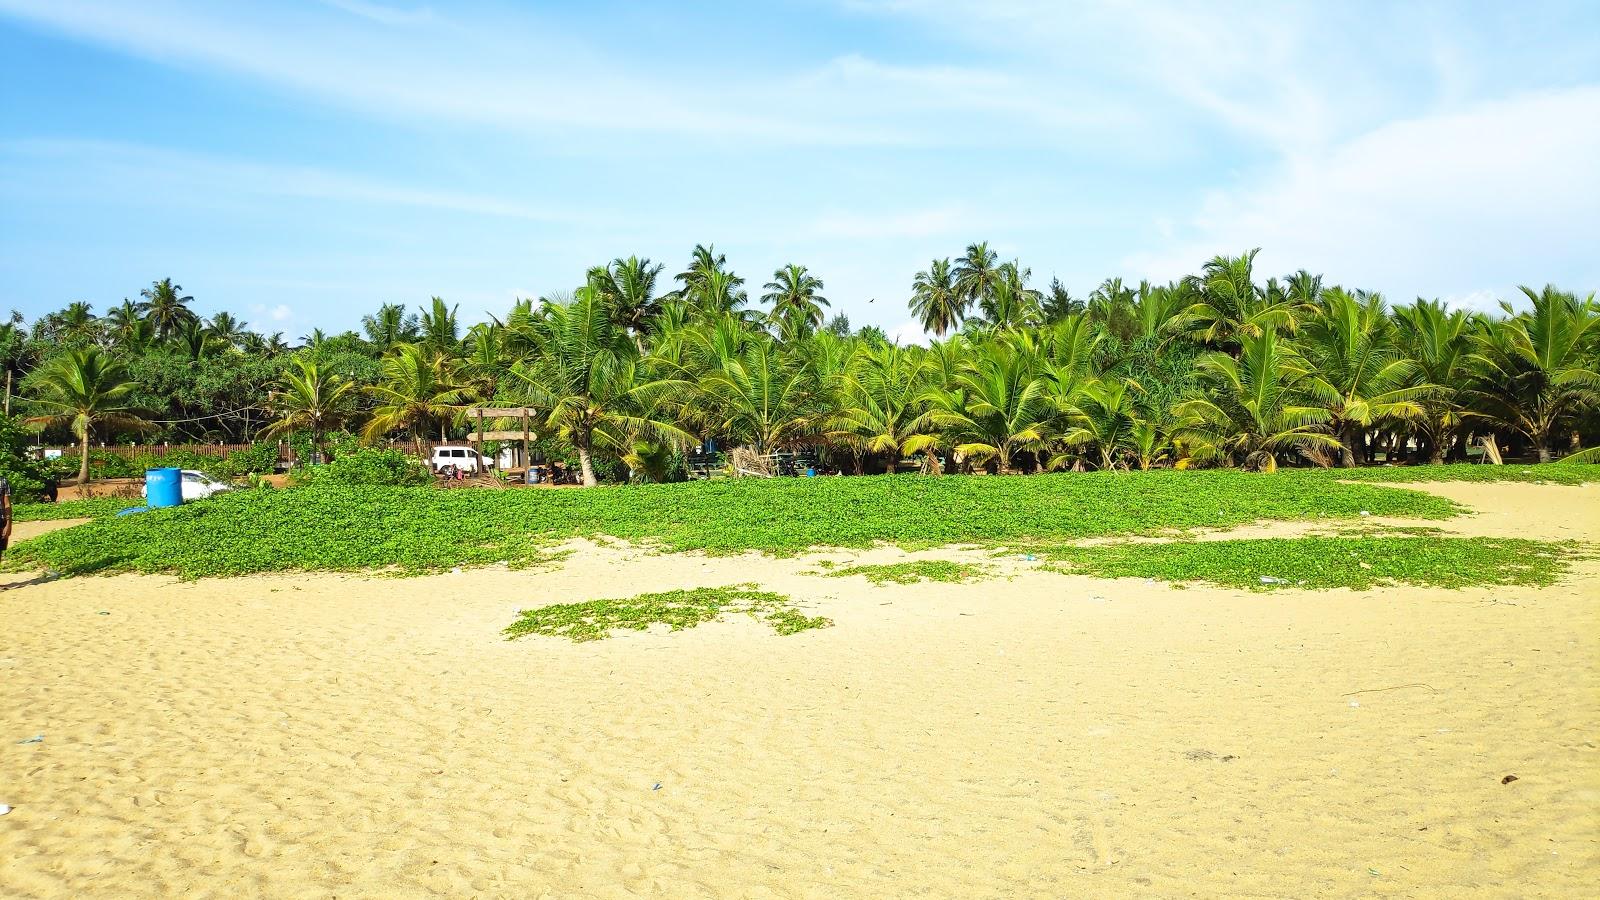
2 482 1597 898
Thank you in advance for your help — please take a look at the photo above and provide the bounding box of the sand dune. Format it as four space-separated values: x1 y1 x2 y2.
2 482 1597 897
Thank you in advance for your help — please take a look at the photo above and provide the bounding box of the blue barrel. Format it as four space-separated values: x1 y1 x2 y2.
145 468 183 508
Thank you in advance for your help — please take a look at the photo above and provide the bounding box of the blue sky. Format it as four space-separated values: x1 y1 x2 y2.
2 1 1597 341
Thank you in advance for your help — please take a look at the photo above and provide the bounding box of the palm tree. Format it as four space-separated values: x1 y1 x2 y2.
979 262 1043 330
761 264 829 338
172 319 219 360
418 297 460 354
363 344 472 455
25 347 151 484
698 338 819 454
1299 288 1431 467
262 357 357 463
362 302 419 352
1394 299 1476 462
138 278 197 340
923 341 1054 474
207 312 249 349
953 242 1000 317
594 256 665 347
831 343 936 472
673 245 749 317
1173 330 1341 471
1058 377 1144 470
1179 250 1298 348
910 258 963 336
512 292 689 486
1466 286 1600 461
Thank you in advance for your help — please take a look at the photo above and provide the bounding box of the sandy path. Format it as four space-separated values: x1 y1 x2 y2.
2 482 1597 898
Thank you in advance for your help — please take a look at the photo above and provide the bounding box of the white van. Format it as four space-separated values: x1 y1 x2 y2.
429 445 489 474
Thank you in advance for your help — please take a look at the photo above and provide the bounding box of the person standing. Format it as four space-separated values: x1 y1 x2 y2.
0 474 11 564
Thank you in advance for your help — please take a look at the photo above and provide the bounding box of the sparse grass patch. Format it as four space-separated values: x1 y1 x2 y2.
823 560 993 585
1320 463 1600 485
503 583 830 642
1041 536 1576 591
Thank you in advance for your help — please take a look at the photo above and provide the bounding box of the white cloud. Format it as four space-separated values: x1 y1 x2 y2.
1122 86 1600 302
805 208 966 241
269 304 292 322
887 317 930 346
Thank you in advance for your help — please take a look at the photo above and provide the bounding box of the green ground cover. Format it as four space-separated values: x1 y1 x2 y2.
504 584 829 642
823 560 994 584
5 470 1475 578
1041 536 1576 591
1314 463 1600 485
12 498 142 522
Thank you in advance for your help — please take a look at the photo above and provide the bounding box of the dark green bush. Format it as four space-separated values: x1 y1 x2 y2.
302 448 432 486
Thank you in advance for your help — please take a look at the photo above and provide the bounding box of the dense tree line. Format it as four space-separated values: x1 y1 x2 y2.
10 247 1598 486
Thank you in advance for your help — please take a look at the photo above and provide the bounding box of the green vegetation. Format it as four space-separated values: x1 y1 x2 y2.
13 497 140 522
823 560 993 584
7 250 1597 488
1041 536 1575 591
5 471 1466 578
1316 463 1600 485
503 583 829 642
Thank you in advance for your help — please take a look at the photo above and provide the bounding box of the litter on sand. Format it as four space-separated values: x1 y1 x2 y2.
1259 576 1288 584
0 804 11 815
17 734 43 744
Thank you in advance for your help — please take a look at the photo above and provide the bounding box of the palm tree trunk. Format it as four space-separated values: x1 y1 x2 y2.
78 426 92 485
1340 422 1360 468
576 446 598 487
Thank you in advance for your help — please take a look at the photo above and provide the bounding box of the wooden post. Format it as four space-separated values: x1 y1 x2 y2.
521 410 530 470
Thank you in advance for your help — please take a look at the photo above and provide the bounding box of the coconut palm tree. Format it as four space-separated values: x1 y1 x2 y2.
910 258 964 336
1394 299 1476 462
511 291 690 486
361 302 420 352
979 262 1043 330
138 278 197 340
25 347 151 484
1174 330 1342 471
923 341 1054 474
1058 377 1144 470
418 297 460 355
953 241 1001 317
1299 288 1432 467
1466 286 1600 461
698 338 819 454
363 344 473 455
761 264 829 338
262 357 357 463
206 312 249 349
594 256 665 347
1179 250 1298 348
830 342 936 472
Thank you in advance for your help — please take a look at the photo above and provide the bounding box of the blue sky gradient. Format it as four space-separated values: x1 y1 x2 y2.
3 0 1597 341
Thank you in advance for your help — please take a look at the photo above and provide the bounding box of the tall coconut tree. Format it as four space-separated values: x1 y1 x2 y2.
363 344 472 455
362 302 420 352
1173 329 1341 471
1299 288 1432 467
418 297 461 355
910 258 964 336
953 241 1001 317
762 264 829 338
512 291 690 486
1466 286 1600 461
206 312 249 350
979 262 1043 330
25 347 151 484
594 256 665 347
262 357 357 463
138 278 198 340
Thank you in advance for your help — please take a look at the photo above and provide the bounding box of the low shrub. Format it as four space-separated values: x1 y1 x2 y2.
301 448 432 487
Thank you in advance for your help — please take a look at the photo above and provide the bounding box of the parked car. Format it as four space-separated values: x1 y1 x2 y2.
143 469 233 502
429 445 489 474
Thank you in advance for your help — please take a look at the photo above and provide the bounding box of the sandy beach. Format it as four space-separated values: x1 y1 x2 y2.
2 481 1597 898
